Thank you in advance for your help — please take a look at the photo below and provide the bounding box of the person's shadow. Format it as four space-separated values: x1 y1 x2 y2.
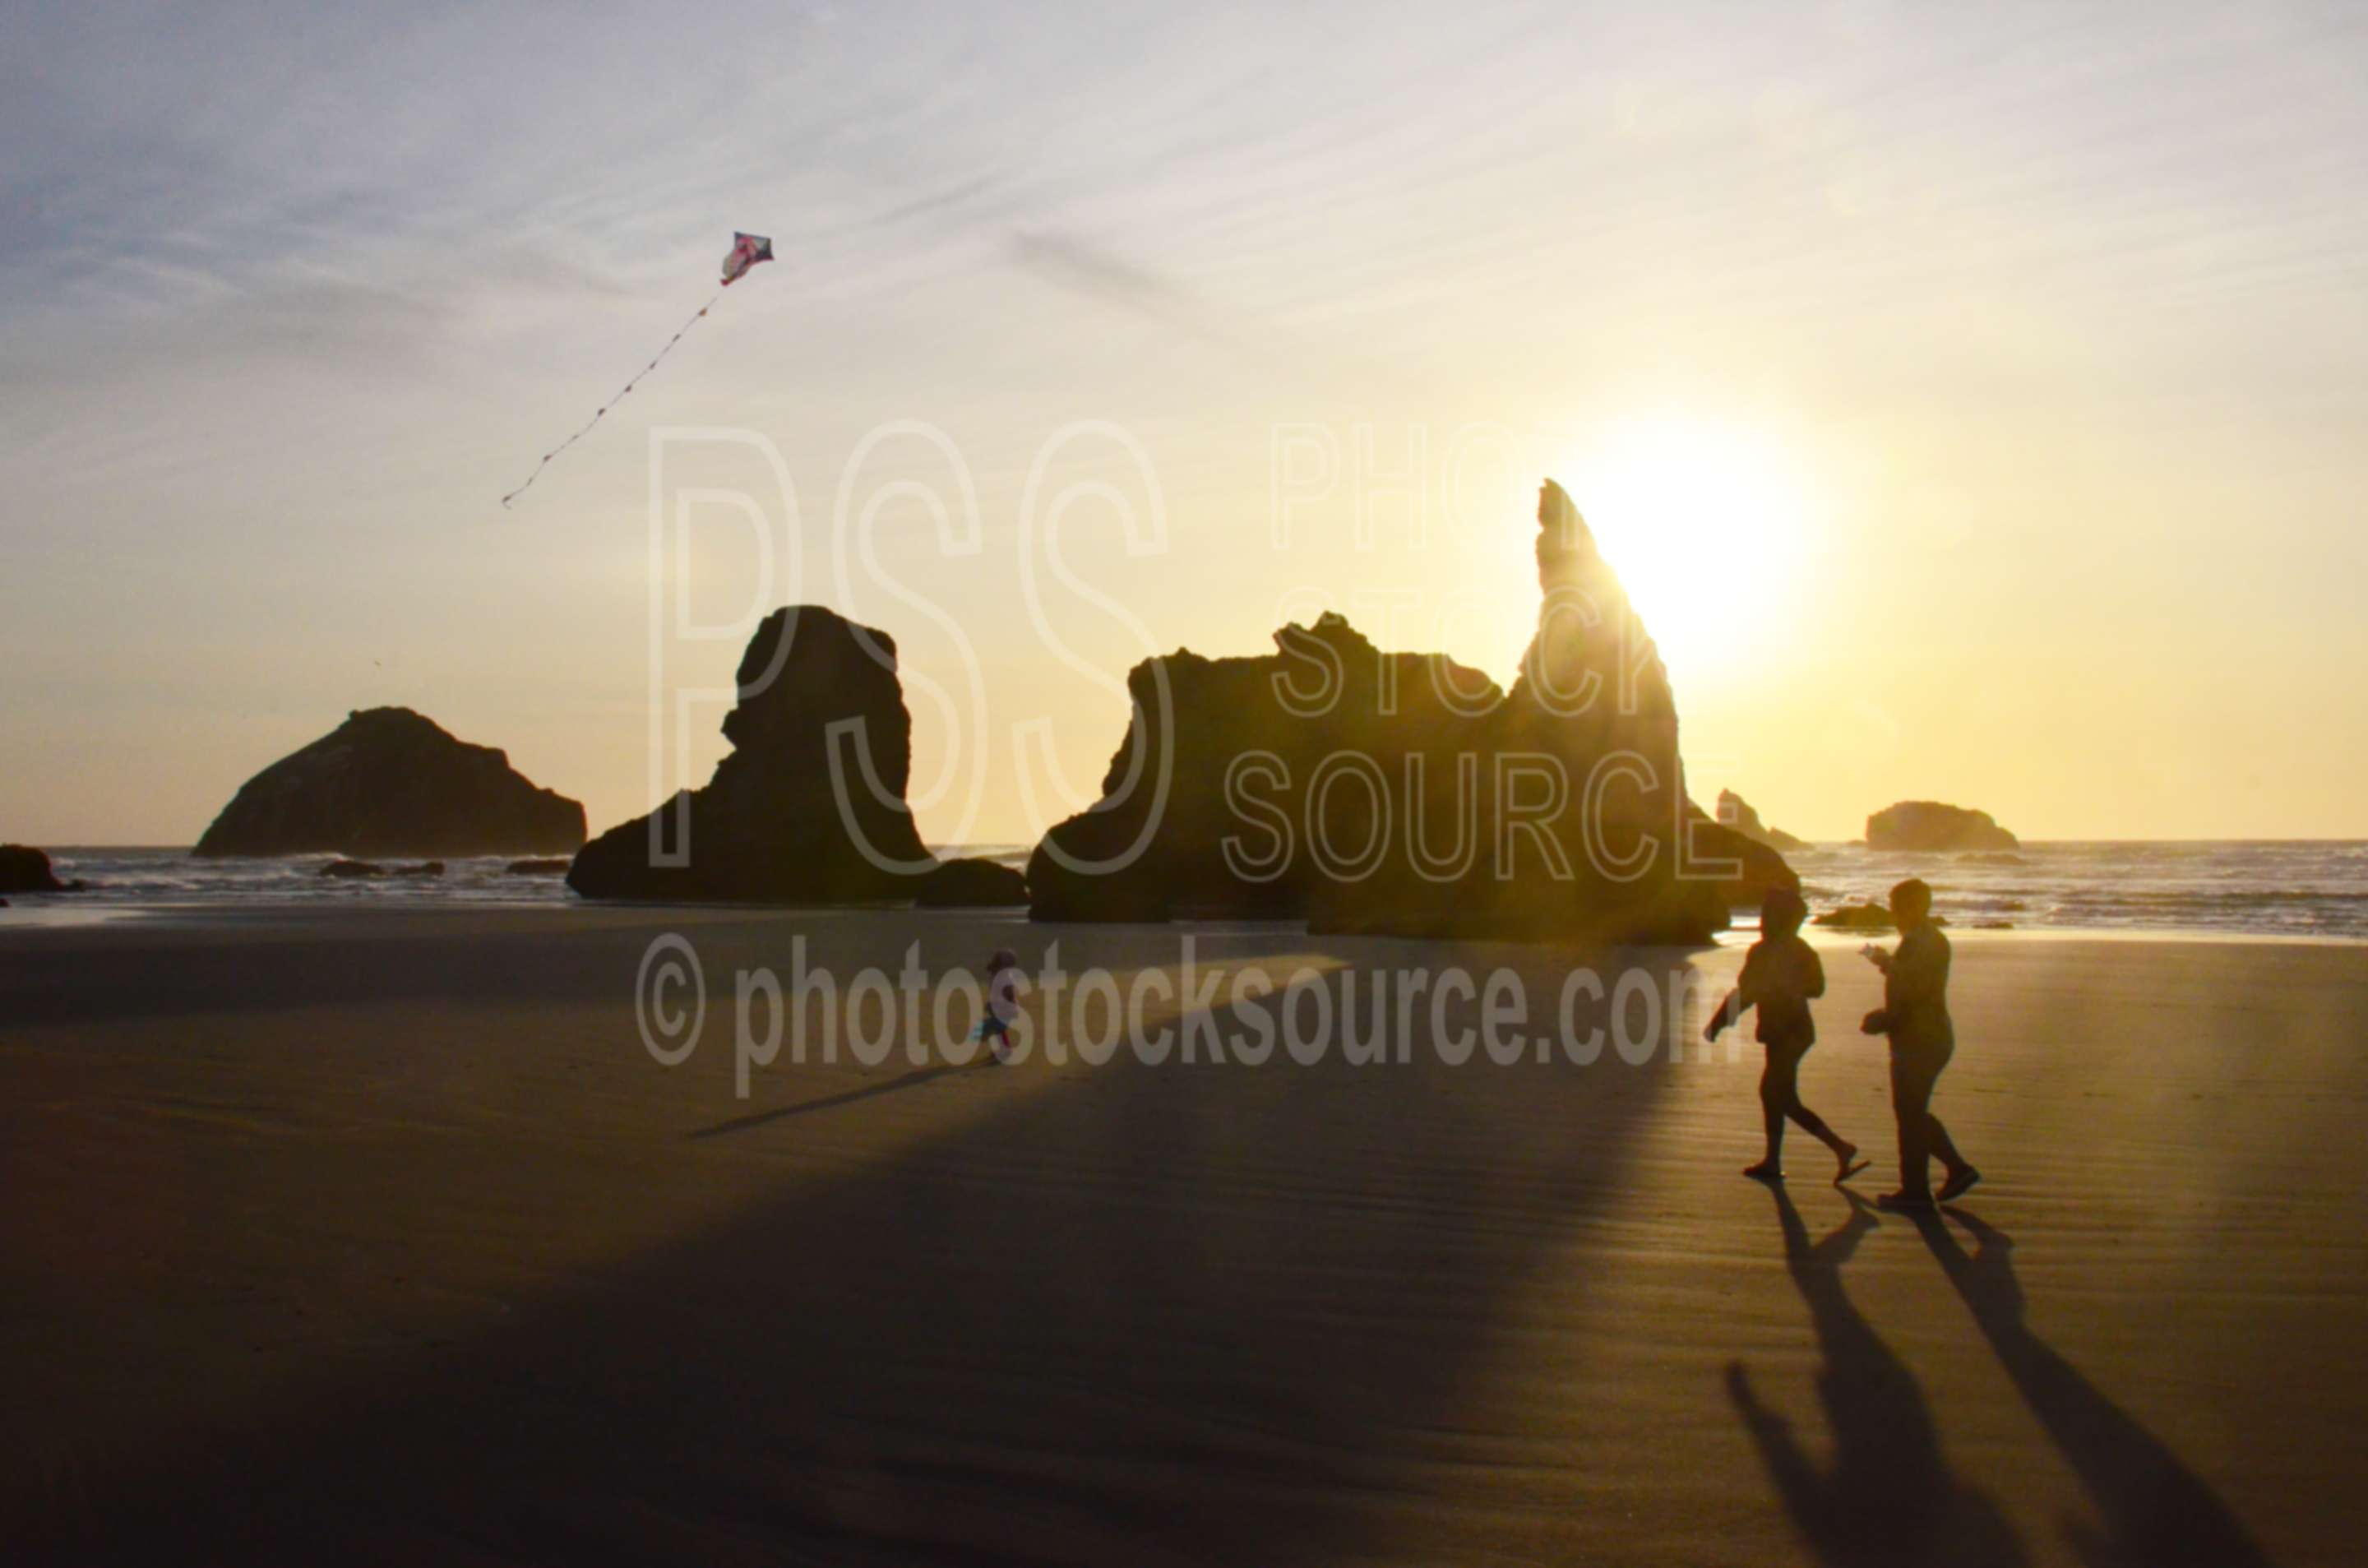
1729 1182 2027 1567
1915 1209 2275 1568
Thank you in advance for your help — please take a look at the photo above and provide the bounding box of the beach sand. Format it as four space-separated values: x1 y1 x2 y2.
3 909 2363 1564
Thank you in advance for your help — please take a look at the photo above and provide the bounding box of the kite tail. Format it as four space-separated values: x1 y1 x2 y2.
501 292 724 508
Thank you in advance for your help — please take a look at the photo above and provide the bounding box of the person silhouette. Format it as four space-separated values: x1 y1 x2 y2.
1860 878 1980 1209
1707 887 1870 1183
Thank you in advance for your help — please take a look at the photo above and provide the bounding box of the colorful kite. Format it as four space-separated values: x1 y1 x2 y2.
720 231 774 286
501 232 777 508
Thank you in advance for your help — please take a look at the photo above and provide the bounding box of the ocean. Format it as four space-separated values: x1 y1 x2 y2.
6 841 2366 941
1787 840 2368 940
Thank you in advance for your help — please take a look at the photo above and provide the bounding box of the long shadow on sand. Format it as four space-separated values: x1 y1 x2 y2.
686 1062 986 1138
1729 1183 2028 1568
21 941 1695 1565
1915 1210 2275 1568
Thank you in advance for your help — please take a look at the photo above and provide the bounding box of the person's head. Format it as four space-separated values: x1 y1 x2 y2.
1889 878 1934 930
989 948 1018 972
1760 886 1807 937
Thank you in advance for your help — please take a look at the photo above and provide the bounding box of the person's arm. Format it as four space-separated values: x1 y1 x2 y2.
1707 949 1764 1039
1803 947 1826 1001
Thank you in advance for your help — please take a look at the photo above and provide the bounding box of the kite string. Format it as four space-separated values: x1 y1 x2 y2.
501 292 724 508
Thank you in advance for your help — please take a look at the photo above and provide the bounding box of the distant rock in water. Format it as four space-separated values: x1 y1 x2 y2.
1716 789 1807 853
1 844 78 894
1814 900 1949 931
195 708 585 858
1812 900 1895 931
1029 480 1783 943
568 606 933 902
1866 800 2019 853
915 857 1029 908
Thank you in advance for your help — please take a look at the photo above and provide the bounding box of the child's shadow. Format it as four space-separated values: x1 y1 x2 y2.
1729 1183 2027 1568
1915 1210 2274 1568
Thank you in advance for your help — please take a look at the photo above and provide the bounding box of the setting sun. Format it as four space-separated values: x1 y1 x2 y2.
1560 420 1815 674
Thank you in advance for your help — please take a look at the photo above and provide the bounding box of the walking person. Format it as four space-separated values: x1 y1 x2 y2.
1860 878 1980 1208
1708 887 1871 1183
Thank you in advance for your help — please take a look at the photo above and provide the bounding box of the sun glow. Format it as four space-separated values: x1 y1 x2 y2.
1556 419 1814 675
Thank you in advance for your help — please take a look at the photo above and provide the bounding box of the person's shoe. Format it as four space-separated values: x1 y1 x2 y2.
1742 1162 1783 1182
1876 1190 1936 1211
1936 1166 1982 1204
1834 1150 1872 1184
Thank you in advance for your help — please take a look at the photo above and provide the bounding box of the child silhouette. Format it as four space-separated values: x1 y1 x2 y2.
1708 888 1870 1183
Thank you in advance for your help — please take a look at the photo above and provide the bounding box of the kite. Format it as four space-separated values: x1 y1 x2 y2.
720 231 773 286
501 232 776 508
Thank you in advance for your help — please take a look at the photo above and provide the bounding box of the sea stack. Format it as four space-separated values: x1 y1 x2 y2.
1866 800 2019 853
1029 479 1785 941
1681 801 1801 910
567 606 938 902
1026 613 1501 923
1716 789 1807 852
1312 479 1746 941
193 709 585 858
0 844 75 894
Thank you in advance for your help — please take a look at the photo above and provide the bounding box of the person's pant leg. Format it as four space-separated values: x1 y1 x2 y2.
1890 1043 1950 1196
1918 1043 1966 1177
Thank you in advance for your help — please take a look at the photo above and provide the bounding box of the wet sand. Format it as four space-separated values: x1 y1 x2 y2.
3 908 2363 1564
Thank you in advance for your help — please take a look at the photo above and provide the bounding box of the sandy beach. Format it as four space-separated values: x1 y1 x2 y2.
3 909 2364 1565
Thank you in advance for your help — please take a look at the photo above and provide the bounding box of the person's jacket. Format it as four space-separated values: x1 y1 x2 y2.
1880 924 1954 1053
1724 935 1825 1045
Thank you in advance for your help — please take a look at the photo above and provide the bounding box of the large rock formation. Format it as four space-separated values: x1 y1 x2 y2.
567 606 936 902
1683 803 1801 909
1866 800 2018 853
1311 480 1750 941
1026 613 1501 923
0 844 75 894
1717 789 1807 852
194 709 585 858
1030 481 1787 942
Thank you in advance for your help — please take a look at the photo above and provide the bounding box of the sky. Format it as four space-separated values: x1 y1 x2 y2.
2 0 2364 846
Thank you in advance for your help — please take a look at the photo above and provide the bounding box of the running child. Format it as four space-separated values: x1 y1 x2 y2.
1706 888 1870 1183
974 948 1021 1065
